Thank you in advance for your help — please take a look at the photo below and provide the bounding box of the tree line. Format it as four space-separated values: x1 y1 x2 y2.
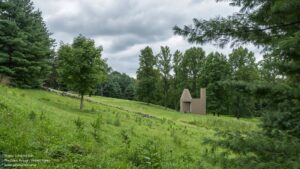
136 45 272 119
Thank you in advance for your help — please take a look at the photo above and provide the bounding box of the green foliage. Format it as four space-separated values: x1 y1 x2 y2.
129 44 263 120
173 0 300 117
39 111 46 120
91 116 102 140
200 52 231 115
0 85 259 168
143 46 207 110
74 117 85 131
203 130 300 169
220 48 260 118
259 83 300 137
0 0 53 88
181 47 205 97
96 71 136 100
128 139 163 169
136 46 160 104
221 80 257 118
120 130 130 147
228 47 259 82
157 46 172 107
57 35 107 109
258 54 282 82
68 144 86 155
169 50 184 110
44 55 63 89
124 83 135 100
28 111 36 121
103 79 122 98
134 45 261 119
174 0 300 168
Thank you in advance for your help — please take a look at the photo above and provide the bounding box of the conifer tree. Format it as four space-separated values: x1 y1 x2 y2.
0 0 53 88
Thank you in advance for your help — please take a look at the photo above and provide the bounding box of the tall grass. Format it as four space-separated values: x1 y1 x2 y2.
0 85 258 168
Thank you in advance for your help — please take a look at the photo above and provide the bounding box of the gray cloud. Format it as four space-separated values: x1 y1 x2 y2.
32 0 255 77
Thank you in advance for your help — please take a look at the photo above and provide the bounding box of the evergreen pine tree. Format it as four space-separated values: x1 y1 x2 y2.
0 0 53 88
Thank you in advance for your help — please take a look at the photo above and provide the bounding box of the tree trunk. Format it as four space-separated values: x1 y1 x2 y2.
80 94 84 110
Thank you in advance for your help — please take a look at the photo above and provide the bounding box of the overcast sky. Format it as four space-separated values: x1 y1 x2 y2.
32 0 261 77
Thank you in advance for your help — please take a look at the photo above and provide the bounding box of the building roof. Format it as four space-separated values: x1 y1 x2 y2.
180 89 192 102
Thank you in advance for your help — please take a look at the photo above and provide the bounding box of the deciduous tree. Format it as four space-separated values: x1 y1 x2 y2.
136 47 159 103
58 35 107 110
157 46 172 107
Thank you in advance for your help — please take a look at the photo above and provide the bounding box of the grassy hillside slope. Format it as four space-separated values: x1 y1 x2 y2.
0 85 258 168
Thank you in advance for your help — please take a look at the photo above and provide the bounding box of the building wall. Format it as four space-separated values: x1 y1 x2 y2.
191 99 201 114
200 88 206 114
180 88 206 114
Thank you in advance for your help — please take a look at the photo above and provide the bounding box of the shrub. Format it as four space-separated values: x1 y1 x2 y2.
128 139 163 169
120 130 130 147
91 116 102 140
28 111 36 121
68 144 86 155
39 112 46 120
74 117 85 131
49 147 67 160
203 130 300 169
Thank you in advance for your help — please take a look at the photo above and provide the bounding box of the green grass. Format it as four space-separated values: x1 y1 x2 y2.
0 85 258 168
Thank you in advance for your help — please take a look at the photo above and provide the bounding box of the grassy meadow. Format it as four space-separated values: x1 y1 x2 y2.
0 85 258 168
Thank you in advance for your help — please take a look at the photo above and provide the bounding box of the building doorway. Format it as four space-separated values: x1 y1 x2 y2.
182 102 191 113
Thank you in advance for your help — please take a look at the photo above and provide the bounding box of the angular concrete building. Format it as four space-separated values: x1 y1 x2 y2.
180 88 206 114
